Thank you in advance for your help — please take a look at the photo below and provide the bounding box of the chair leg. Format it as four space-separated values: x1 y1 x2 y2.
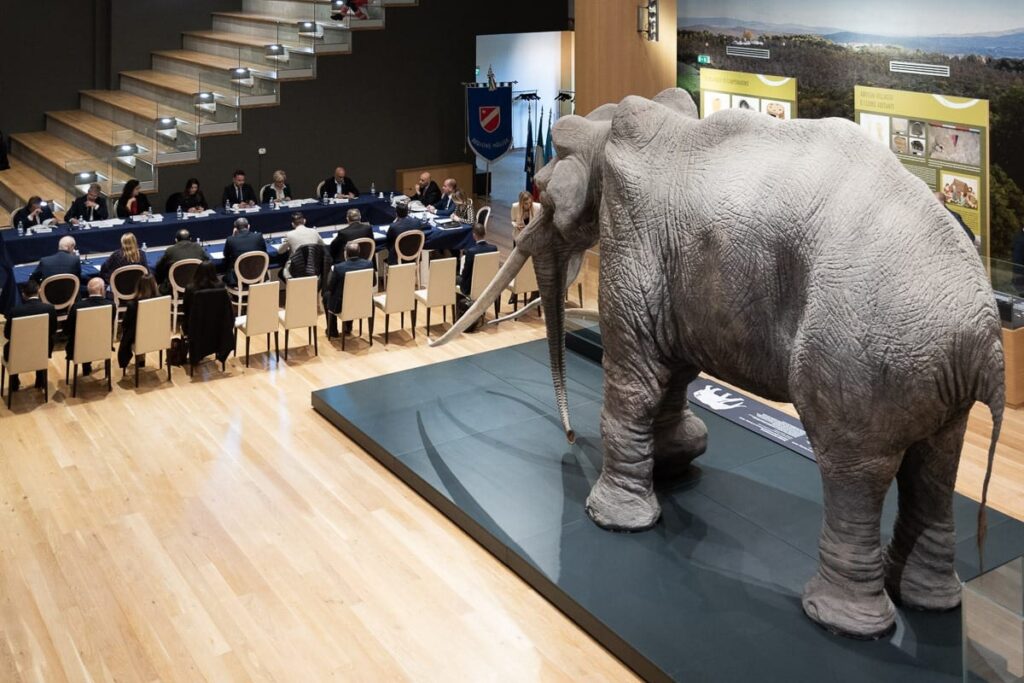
368 316 374 346
266 333 270 357
284 329 289 361
313 327 318 356
411 308 416 339
513 294 519 312
308 327 312 346
73 364 78 398
451 304 456 324
443 306 447 323
384 315 389 344
426 308 431 334
135 355 141 388
44 371 48 403
401 312 405 330
358 319 363 336
246 337 251 368
106 360 112 392
341 327 346 351
159 350 164 369
167 362 172 382
274 332 280 362
494 298 500 324
65 357 70 385
578 282 584 307
2 365 6 406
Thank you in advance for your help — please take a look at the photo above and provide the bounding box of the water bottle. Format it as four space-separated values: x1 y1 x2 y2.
389 191 393 203
142 241 147 253
146 205 153 218
225 197 231 211
270 196 276 211
177 205 184 220
370 181 376 195
17 221 24 236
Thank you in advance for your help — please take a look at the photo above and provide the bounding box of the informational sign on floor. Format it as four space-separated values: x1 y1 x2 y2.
855 86 989 247
688 379 816 461
698 68 798 120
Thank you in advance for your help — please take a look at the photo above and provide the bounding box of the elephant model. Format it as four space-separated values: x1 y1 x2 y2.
434 89 1004 639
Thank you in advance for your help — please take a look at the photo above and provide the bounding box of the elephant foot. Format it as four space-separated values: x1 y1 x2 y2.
802 572 896 640
585 473 660 532
883 544 961 611
653 410 708 483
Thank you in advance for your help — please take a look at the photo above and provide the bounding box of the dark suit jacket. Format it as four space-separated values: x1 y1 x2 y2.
182 286 234 364
330 221 374 263
433 193 456 218
324 258 373 314
99 249 150 283
222 183 258 206
12 206 55 228
30 251 81 283
66 195 109 223
115 193 151 218
460 240 498 296
3 297 57 360
320 176 360 199
385 216 428 265
65 296 113 359
261 184 293 204
155 241 210 294
222 230 268 286
411 181 441 207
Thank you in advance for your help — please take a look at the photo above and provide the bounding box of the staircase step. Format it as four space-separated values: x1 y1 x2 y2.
9 131 143 197
0 207 10 229
0 158 72 220
81 89 196 128
149 51 281 105
208 13 352 54
187 27 316 53
46 110 177 161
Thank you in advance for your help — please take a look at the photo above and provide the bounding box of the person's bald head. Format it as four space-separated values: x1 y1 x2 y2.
59 236 76 253
87 277 105 297
175 228 191 243
334 166 346 179
419 172 431 184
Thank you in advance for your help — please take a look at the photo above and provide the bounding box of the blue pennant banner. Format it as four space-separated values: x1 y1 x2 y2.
467 86 513 162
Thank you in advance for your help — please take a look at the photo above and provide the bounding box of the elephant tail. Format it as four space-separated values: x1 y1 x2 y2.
977 351 1006 572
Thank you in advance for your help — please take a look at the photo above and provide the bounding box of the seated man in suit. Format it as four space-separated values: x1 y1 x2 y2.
320 166 359 200
222 217 268 286
11 196 56 230
385 202 428 265
410 172 441 207
323 243 374 337
330 208 374 264
30 236 81 283
65 183 108 226
222 169 258 208
154 228 210 295
3 279 57 392
64 277 112 376
277 212 325 280
427 178 459 217
459 222 498 296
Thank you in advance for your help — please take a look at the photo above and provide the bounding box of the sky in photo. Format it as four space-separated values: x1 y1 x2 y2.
678 0 1024 36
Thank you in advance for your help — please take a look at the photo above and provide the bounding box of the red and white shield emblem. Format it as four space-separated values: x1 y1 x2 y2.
479 106 501 134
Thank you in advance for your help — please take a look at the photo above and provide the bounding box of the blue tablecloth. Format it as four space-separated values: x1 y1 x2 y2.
11 222 476 284
4 195 397 265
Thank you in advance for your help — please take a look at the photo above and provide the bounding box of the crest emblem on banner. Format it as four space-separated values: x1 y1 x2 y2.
467 85 513 161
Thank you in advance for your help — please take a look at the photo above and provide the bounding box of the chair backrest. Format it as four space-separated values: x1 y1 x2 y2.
235 251 269 286
72 304 113 363
289 243 325 279
476 205 491 228
469 251 500 300
259 183 271 200
5 314 49 374
282 276 318 328
424 258 457 307
340 268 374 323
510 257 538 296
350 237 376 261
395 230 425 264
316 180 326 198
111 265 147 305
169 258 202 297
133 296 172 355
242 281 279 335
39 274 80 313
164 192 183 213
383 263 416 313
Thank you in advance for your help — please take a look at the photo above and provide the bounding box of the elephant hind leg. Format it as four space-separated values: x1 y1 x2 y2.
652 366 707 483
883 410 968 612
802 437 902 639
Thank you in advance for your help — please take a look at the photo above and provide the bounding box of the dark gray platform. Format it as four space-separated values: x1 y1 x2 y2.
312 340 1024 682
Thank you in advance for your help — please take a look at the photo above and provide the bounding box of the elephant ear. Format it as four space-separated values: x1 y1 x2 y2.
653 88 699 119
585 103 618 122
538 115 609 234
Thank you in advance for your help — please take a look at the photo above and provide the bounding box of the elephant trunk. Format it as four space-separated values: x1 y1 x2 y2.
535 251 575 444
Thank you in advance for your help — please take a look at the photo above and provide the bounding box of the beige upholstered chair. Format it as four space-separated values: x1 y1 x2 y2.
227 251 270 316
130 296 172 387
463 250 501 322
414 257 457 335
110 265 147 330
507 257 540 314
39 273 80 326
278 276 318 360
373 262 416 344
328 268 375 351
316 180 326 199
234 281 280 367
476 205 491 229
1 313 50 407
380 229 425 290
349 237 376 262
168 258 202 330
259 183 271 202
66 305 113 396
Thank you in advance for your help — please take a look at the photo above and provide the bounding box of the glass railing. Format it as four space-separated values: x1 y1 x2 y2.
194 74 239 132
989 257 1024 329
256 22 317 77
153 101 199 162
111 128 155 191
303 1 361 50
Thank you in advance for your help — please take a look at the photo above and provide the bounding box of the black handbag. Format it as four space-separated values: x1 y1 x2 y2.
167 337 188 366
455 293 485 333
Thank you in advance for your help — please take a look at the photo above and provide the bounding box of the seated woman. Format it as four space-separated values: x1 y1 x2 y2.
261 169 292 204
11 196 55 229
115 179 152 218
181 261 233 367
450 188 474 224
511 190 541 242
117 273 159 369
100 232 150 282
180 178 209 213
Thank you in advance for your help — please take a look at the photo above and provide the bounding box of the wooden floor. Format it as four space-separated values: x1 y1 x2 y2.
0 204 1021 681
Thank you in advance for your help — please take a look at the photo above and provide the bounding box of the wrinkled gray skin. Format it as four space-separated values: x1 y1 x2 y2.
433 89 1005 639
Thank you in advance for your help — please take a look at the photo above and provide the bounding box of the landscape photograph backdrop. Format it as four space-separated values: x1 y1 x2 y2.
677 0 1024 260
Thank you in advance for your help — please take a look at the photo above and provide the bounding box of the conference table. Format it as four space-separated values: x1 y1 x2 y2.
4 195 477 283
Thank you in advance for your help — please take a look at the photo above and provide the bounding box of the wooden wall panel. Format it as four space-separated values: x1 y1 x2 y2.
574 0 678 115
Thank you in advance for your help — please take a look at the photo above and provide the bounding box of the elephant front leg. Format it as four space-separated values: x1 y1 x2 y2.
652 367 707 483
802 449 900 639
883 412 968 612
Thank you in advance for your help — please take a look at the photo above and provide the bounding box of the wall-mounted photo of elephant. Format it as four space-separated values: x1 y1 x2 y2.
433 88 1005 639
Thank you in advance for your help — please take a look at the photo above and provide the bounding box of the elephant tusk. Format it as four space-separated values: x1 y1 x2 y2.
489 297 543 324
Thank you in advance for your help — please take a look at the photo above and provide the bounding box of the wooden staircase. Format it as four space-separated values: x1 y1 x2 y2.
0 0 415 227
